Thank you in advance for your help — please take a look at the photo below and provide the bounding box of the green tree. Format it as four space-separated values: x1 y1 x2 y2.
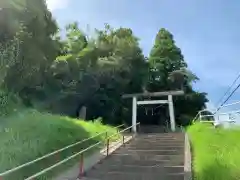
168 67 199 90
1 0 59 100
148 28 187 91
35 23 147 125
147 28 208 125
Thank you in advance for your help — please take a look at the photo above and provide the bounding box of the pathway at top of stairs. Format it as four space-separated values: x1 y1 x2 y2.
82 132 185 180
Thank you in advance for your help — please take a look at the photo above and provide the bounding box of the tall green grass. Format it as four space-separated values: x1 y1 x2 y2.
187 123 240 180
0 109 120 179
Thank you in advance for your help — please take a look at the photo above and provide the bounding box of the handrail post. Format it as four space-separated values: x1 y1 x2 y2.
122 135 125 146
55 152 59 163
105 132 108 141
79 153 84 178
106 138 110 156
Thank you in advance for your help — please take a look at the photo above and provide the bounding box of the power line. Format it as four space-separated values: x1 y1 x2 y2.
215 83 240 113
216 73 240 107
220 100 240 108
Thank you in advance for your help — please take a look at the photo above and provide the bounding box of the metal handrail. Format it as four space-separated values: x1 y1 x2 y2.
192 111 201 122
193 109 214 122
23 123 139 179
200 120 236 123
105 123 140 156
0 124 124 177
24 141 102 180
107 122 140 139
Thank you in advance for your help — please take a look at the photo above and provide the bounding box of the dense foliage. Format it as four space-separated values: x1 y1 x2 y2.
0 0 208 126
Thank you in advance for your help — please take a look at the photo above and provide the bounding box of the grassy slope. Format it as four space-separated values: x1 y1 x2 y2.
187 123 240 180
0 109 120 179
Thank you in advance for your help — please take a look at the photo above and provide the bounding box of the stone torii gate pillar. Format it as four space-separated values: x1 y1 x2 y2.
132 96 137 132
122 91 184 133
168 95 175 132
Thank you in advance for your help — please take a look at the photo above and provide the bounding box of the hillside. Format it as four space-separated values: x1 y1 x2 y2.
187 123 240 180
0 109 119 179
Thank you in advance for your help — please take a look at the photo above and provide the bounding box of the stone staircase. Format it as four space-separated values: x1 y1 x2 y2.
82 131 185 180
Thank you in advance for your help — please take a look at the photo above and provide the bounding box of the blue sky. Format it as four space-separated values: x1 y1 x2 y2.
46 0 240 113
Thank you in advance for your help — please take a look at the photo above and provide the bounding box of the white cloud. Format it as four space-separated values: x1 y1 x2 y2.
46 0 70 11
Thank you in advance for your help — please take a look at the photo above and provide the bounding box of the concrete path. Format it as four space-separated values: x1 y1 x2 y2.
53 136 133 180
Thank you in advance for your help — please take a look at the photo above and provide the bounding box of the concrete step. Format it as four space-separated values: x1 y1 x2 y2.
103 154 184 163
126 142 185 147
99 158 184 166
135 135 184 139
124 145 184 148
131 138 184 141
133 140 185 143
138 126 178 134
131 137 185 141
123 145 184 151
85 171 184 180
131 141 185 145
113 149 183 156
138 130 184 135
136 134 184 136
136 134 184 137
124 139 183 143
92 164 184 173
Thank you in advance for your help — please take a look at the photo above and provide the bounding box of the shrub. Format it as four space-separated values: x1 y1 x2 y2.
0 89 21 116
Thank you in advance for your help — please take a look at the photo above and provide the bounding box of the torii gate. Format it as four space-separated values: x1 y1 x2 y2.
122 90 184 132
